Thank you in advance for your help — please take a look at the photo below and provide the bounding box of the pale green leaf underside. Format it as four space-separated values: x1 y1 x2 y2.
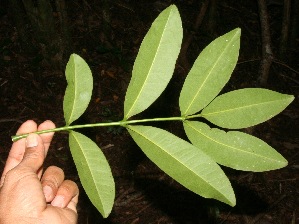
202 88 294 129
69 131 115 218
184 121 288 171
124 5 183 119
63 54 93 125
179 28 240 116
127 125 235 206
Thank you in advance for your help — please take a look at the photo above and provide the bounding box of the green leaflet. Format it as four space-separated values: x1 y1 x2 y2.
202 88 294 129
63 54 93 125
124 5 182 119
179 28 240 116
127 125 236 206
184 121 288 171
69 131 115 218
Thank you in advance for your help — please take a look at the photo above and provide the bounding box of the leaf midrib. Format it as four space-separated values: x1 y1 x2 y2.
67 57 78 125
125 10 172 119
183 31 239 116
71 133 105 208
202 97 288 117
129 126 228 199
186 122 283 163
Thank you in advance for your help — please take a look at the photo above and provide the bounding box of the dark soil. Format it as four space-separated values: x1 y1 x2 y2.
0 1 298 223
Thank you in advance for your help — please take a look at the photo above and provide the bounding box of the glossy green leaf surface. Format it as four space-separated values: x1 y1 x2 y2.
184 121 288 171
69 131 115 218
63 54 93 125
179 28 240 116
127 125 236 206
124 5 182 119
202 88 294 129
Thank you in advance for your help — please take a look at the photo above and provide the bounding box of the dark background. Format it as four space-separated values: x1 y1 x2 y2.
0 0 298 223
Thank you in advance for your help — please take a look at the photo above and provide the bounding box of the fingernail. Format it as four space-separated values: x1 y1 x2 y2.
26 134 38 148
43 186 53 202
51 195 65 208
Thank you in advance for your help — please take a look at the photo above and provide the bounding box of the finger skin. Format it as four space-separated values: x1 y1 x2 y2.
38 120 56 155
0 134 48 222
41 166 65 202
18 133 46 172
51 180 79 211
0 120 78 223
0 120 37 186
36 120 56 178
0 120 55 186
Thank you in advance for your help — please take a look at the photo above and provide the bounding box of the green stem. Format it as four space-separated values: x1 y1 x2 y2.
185 114 202 119
11 116 185 142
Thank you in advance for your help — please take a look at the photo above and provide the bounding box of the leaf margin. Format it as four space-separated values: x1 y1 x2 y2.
179 28 241 116
184 121 288 171
68 130 115 218
201 88 295 129
63 53 93 125
127 124 236 206
124 5 183 119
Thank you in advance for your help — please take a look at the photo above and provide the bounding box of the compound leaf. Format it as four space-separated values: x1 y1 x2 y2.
127 125 235 206
184 121 288 171
179 28 240 116
202 88 294 129
124 5 182 119
63 54 93 125
69 131 115 218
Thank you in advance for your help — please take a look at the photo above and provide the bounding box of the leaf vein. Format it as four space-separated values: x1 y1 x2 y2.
125 12 172 119
187 122 282 163
184 31 239 115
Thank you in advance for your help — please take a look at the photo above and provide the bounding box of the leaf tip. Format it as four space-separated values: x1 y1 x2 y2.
217 189 236 207
288 94 295 102
168 4 178 10
229 198 237 207
231 27 241 38
278 157 288 168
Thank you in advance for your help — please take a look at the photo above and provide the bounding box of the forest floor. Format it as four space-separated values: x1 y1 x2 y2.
0 1 299 223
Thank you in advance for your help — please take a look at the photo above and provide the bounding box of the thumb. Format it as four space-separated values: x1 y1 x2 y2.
20 133 46 172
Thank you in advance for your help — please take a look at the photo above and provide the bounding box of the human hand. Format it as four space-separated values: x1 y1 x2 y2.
0 120 79 224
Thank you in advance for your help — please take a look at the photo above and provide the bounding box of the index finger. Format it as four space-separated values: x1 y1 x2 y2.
0 120 37 185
